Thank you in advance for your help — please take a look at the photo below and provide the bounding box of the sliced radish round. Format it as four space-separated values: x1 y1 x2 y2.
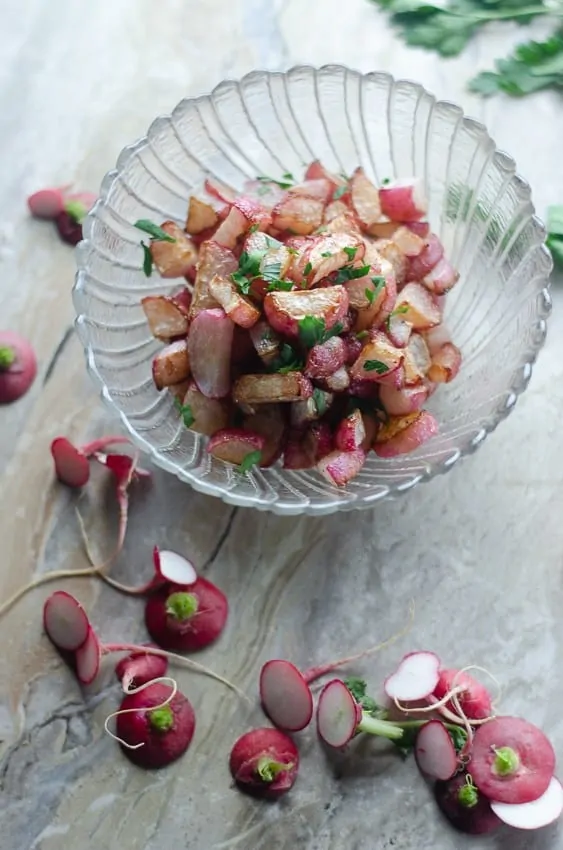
490 777 563 830
384 651 441 702
43 591 90 651
260 660 313 732
154 547 197 586
415 720 458 780
75 627 102 684
50 438 90 487
316 679 361 748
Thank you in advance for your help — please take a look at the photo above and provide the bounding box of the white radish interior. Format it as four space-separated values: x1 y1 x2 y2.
491 777 563 830
317 680 358 747
75 628 102 684
260 661 313 731
44 592 90 651
384 651 441 701
414 720 457 780
157 549 197 586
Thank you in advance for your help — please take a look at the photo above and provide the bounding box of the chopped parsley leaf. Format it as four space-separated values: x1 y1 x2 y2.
134 220 176 242
238 450 262 474
343 246 358 261
335 264 370 284
174 398 195 428
141 241 153 277
303 261 313 276
363 359 389 374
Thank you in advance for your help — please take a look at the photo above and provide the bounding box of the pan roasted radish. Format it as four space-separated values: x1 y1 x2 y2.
140 161 463 484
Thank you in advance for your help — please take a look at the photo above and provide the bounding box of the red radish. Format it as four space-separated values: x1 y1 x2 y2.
76 626 103 684
229 728 299 799
187 308 234 399
380 383 428 416
379 178 427 222
115 647 168 690
374 411 439 458
260 661 314 732
317 679 404 748
423 257 459 294
490 776 563 830
433 668 493 721
204 177 237 204
334 409 366 452
427 342 462 384
407 234 444 281
207 429 265 466
317 448 366 486
27 186 67 219
55 210 83 245
145 577 228 652
50 434 131 487
43 590 90 651
114 680 196 769
414 720 458 780
97 546 197 597
469 716 556 804
384 651 441 702
0 330 37 404
435 773 502 835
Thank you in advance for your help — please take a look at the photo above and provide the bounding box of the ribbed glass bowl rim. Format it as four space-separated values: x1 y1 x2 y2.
73 64 553 515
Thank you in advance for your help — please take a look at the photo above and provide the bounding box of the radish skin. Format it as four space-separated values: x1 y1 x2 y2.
230 728 299 799
490 777 563 830
0 331 37 404
43 591 90 651
260 660 314 732
316 679 404 748
435 773 502 835
145 577 228 652
434 668 493 721
115 648 168 690
414 720 458 780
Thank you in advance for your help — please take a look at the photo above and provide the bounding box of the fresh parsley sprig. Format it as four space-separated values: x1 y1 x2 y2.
238 450 262 473
257 172 295 189
174 398 195 428
268 343 305 374
298 316 344 348
134 219 176 278
469 29 563 96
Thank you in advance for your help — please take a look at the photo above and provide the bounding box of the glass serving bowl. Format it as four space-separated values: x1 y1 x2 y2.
73 65 552 516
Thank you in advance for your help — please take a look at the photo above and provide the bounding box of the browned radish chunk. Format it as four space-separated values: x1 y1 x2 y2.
150 222 198 278
297 233 365 287
403 334 431 385
152 340 190 390
264 287 349 338
361 413 379 450
309 422 333 460
373 238 408 286
233 372 312 405
423 257 460 294
214 197 271 249
271 195 324 235
171 287 192 313
366 218 400 239
305 160 345 191
374 410 438 457
379 178 428 222
408 234 444 280
242 179 286 208
208 275 261 329
185 197 219 235
207 428 265 466
178 381 230 435
326 366 350 392
350 332 404 383
305 336 346 379
243 404 285 467
335 409 365 452
141 296 189 341
379 383 428 415
317 448 366 486
387 312 413 348
324 201 352 224
289 179 332 204
350 167 382 230
342 333 363 365
323 213 362 236
392 226 425 257
190 241 237 317
249 320 281 366
427 342 462 383
291 397 320 427
169 379 192 402
188 308 234 398
394 283 441 330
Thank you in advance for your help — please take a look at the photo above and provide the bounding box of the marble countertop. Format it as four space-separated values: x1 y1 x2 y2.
1 1 563 848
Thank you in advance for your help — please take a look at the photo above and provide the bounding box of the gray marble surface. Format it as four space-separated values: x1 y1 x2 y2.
1 1 563 848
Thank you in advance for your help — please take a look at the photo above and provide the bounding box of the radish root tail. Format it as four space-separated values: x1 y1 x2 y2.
104 676 178 750
394 685 466 715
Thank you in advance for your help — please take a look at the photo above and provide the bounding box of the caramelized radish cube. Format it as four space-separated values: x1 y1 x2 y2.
392 226 425 257
379 178 427 222
379 383 428 416
361 412 379 450
242 178 286 208
233 372 312 405
350 167 382 229
325 366 350 392
207 428 265 465
204 177 237 204
317 448 366 486
335 409 366 452
408 234 444 281
367 267 398 329
186 197 219 235
152 340 190 390
373 238 408 286
188 308 234 398
243 404 285 467
249 320 281 366
190 240 237 317
423 257 460 294
297 233 365 287
374 410 438 457
171 287 192 314
214 197 271 248
365 219 400 239
141 295 189 341
428 342 462 383
387 312 413 348
395 283 441 330
208 275 260 329
271 194 324 235
403 334 431 385
290 397 322 427
264 287 349 338
179 382 230 435
150 222 198 278
305 336 346 379
289 179 332 204
350 332 403 383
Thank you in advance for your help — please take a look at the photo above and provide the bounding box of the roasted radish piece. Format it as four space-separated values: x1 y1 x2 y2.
289 178 332 203
233 372 312 405
366 218 400 239
435 773 502 835
214 197 270 248
150 222 198 278
373 238 408 286
190 241 237 317
188 308 234 398
374 410 439 457
379 178 427 222
271 194 324 235
350 167 382 230
283 432 317 470
305 336 346 379
403 334 431 386
350 333 403 383
305 159 344 191
323 212 361 236
392 226 425 257
379 383 428 416
205 177 237 204
207 428 265 466
309 421 333 460
335 409 366 452
208 275 260 329
249 321 281 366
423 257 460 294
325 366 350 392
298 233 365 287
178 382 230 435
264 287 349 338
387 312 413 348
324 200 352 224
394 283 441 330
152 340 190 390
142 296 190 341
243 404 285 467
427 342 462 383
408 233 444 281
185 196 219 235
317 448 366 486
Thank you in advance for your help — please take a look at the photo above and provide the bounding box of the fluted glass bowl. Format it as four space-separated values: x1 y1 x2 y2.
73 65 552 515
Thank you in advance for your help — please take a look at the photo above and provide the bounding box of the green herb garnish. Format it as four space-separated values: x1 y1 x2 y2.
312 387 331 416
363 359 389 374
332 184 348 201
141 241 153 277
303 261 313 276
335 264 371 284
343 246 358 261
321 251 333 258
344 678 386 717
257 173 295 189
365 287 375 304
269 343 304 374
470 30 563 97
547 205 563 268
134 220 176 242
238 450 262 474
298 316 344 348
174 398 195 428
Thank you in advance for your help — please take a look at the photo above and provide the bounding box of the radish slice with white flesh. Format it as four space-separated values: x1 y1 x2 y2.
154 547 197 587
187 308 234 399
260 660 314 732
75 627 103 685
490 777 563 830
316 679 361 747
415 720 458 780
384 651 441 702
43 591 90 651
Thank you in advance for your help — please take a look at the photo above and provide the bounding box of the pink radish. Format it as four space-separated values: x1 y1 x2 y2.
317 679 404 748
50 434 131 487
469 716 556 804
379 178 427 222
76 626 103 684
115 647 168 690
144 577 228 652
90 546 197 597
433 668 493 721
187 308 234 398
229 728 299 799
43 590 90 651
0 330 37 404
407 234 444 281
490 776 563 830
435 773 502 835
384 651 441 702
27 186 67 219
374 411 439 458
414 720 458 780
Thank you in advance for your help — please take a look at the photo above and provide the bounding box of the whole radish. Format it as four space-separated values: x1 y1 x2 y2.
433 668 493 720
434 773 502 835
229 728 299 799
115 647 168 690
145 577 228 652
115 681 195 769
0 331 37 403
